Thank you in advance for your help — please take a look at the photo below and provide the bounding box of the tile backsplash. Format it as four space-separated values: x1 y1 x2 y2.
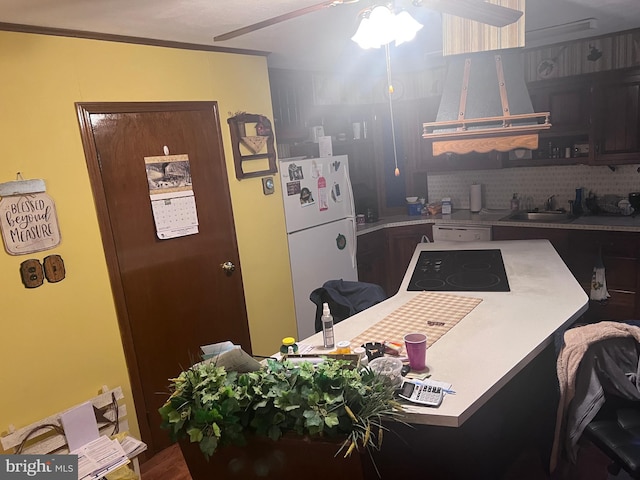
427 164 640 211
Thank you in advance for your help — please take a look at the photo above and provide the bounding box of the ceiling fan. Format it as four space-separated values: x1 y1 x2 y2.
213 0 523 42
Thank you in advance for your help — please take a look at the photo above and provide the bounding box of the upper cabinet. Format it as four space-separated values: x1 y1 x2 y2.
525 76 593 164
592 68 640 165
528 77 592 136
269 69 314 141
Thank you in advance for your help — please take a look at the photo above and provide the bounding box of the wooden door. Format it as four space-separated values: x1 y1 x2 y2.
76 102 252 455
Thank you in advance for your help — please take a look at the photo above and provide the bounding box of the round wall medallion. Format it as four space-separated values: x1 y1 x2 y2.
537 59 557 79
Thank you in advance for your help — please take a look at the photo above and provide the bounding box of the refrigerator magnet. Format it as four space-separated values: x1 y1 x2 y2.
288 164 303 181
311 160 321 178
286 181 301 196
331 182 343 203
300 187 315 206
336 234 346 250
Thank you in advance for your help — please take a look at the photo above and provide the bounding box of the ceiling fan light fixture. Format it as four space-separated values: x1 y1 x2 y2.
393 10 423 46
351 6 422 49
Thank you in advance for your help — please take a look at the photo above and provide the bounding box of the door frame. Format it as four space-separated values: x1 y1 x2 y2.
75 101 230 454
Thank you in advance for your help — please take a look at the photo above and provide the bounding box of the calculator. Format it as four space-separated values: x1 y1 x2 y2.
399 380 444 407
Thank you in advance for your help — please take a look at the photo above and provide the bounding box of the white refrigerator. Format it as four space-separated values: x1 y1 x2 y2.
279 155 358 340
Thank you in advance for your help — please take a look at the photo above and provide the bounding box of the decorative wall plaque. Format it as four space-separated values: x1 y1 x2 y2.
0 192 62 255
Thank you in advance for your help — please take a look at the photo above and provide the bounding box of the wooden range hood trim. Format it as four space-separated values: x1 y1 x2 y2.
425 52 550 156
431 133 540 156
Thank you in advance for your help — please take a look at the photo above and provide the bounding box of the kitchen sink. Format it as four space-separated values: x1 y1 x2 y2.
501 211 573 223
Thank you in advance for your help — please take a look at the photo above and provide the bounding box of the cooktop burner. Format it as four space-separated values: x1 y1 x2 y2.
407 249 510 292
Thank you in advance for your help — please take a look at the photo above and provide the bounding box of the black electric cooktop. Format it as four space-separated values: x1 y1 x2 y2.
407 249 510 292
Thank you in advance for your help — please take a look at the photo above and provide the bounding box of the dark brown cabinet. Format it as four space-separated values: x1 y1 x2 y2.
385 224 433 294
592 69 640 164
493 225 640 322
269 69 313 141
526 77 592 163
356 229 386 293
357 224 433 296
492 226 570 259
528 78 592 136
564 230 640 322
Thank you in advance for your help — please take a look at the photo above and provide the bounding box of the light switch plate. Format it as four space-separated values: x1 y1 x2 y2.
262 177 275 195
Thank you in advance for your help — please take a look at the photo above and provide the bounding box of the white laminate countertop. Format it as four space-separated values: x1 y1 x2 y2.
356 209 640 235
301 240 588 428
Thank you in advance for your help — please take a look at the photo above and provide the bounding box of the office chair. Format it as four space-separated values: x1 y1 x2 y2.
584 396 640 478
565 322 640 479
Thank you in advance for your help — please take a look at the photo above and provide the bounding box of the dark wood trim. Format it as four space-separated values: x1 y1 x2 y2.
75 102 154 453
0 22 270 57
74 101 231 455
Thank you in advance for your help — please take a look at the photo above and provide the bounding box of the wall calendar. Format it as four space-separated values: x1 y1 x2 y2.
144 154 199 239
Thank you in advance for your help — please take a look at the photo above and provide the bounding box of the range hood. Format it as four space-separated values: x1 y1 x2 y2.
422 51 551 156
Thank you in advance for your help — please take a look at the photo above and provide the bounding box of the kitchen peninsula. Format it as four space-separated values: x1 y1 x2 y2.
304 239 588 478
307 239 587 426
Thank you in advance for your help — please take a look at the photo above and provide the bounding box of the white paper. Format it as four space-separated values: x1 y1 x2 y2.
60 402 99 452
201 341 237 357
318 136 333 157
200 347 261 373
150 190 199 239
117 436 147 458
72 436 129 480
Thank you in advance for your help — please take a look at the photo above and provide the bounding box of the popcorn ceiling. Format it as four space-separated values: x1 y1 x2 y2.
427 164 640 211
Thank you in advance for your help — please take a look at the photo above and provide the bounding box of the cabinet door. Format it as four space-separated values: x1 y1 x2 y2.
528 79 591 135
269 69 313 141
527 77 592 163
334 139 379 216
593 70 640 164
356 229 387 294
492 226 570 260
386 224 433 295
565 230 640 322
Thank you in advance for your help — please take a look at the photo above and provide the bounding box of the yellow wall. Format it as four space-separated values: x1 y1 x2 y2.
0 31 296 445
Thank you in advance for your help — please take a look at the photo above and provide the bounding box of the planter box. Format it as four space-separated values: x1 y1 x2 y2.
179 434 373 480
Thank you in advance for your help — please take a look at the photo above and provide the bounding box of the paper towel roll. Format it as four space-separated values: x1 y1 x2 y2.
470 184 482 212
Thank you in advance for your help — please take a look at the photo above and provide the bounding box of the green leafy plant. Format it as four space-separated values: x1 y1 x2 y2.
159 358 404 460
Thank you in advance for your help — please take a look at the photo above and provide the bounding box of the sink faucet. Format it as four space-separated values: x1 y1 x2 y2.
544 195 556 211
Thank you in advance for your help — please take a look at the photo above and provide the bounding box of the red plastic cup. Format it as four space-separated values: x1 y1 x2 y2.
404 333 427 371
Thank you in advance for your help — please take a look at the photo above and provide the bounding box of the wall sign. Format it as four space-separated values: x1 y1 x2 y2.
0 192 62 255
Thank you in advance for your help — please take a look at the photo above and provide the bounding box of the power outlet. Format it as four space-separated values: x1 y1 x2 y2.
262 177 275 195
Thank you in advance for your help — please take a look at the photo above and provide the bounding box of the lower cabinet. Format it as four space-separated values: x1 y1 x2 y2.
492 226 570 260
356 229 386 293
565 230 640 323
357 224 433 297
494 226 640 323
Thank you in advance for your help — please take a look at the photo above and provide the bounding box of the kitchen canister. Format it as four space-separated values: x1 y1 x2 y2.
407 202 422 216
470 184 482 213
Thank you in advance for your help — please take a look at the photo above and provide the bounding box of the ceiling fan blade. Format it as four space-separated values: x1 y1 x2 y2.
417 0 523 27
214 1 344 41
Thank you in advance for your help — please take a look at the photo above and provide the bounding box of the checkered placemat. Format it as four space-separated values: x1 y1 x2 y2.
350 292 483 351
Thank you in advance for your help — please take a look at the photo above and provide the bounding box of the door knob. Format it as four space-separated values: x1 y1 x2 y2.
220 261 236 273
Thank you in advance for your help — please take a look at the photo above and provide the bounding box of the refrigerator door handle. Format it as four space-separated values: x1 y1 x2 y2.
343 160 357 271
348 216 357 270
344 162 356 218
